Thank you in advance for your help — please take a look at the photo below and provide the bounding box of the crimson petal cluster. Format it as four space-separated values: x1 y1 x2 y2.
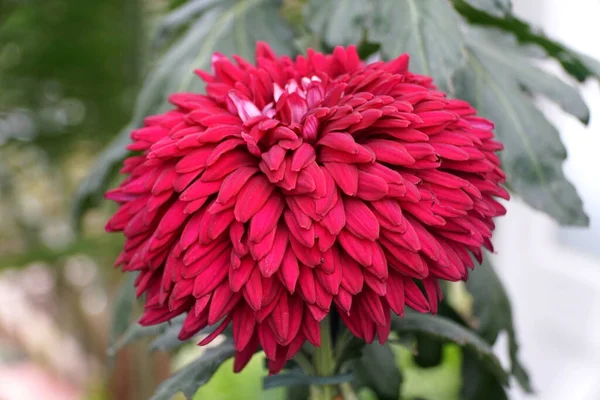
106 43 508 374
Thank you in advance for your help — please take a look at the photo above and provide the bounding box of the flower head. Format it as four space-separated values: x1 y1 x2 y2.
106 43 508 374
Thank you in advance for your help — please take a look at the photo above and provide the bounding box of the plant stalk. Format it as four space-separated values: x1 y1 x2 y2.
311 316 337 400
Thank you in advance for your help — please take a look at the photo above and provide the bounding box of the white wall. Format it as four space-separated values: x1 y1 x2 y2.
493 1 600 399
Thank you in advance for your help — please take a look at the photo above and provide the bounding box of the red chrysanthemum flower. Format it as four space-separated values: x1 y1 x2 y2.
106 43 508 374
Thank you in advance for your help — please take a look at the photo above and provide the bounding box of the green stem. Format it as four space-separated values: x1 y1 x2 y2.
339 382 359 400
294 351 316 375
312 316 337 400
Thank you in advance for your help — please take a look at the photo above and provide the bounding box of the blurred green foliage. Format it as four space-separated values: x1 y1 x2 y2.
0 0 141 157
186 345 462 400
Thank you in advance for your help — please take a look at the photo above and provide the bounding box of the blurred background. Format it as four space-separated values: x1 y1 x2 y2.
0 0 598 399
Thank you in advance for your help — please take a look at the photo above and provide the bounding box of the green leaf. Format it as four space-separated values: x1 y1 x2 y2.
72 0 297 225
335 329 367 371
149 318 187 352
108 322 165 356
453 0 600 83
358 388 380 400
369 0 466 93
575 51 600 78
466 29 589 123
108 315 186 356
352 343 402 400
150 318 224 352
191 352 286 400
393 343 462 400
285 384 310 400
461 352 509 400
413 334 443 368
305 0 371 47
153 0 222 47
109 314 224 355
391 313 508 386
466 255 532 392
263 370 353 390
454 29 588 226
108 273 138 355
71 123 134 230
150 340 237 400
461 0 512 17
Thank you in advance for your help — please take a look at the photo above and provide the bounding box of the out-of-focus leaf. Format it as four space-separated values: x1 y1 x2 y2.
391 313 508 386
72 0 296 226
285 384 310 400
0 235 122 270
108 315 185 356
150 340 236 400
71 123 134 230
467 29 589 122
575 51 600 77
335 330 366 371
461 0 511 17
150 319 228 352
434 299 511 399
153 0 222 47
109 273 138 354
453 0 600 82
454 29 588 226
191 352 285 400
369 0 466 92
110 315 227 355
0 0 140 155
466 255 532 392
263 371 353 390
413 334 443 368
149 319 187 352
352 342 402 400
461 352 509 400
305 0 371 47
393 343 462 400
357 388 380 400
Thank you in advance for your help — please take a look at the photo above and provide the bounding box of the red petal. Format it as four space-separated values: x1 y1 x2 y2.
324 162 359 196
340 253 364 295
404 278 430 313
233 305 257 351
283 210 315 247
258 225 288 277
229 257 255 292
198 315 232 346
364 139 415 166
217 166 259 204
321 197 346 235
208 282 241 324
192 250 229 297
243 268 263 311
334 288 353 314
279 247 299 293
249 193 285 242
291 143 316 171
362 290 386 326
258 323 278 360
302 313 321 347
235 175 274 223
344 197 380 241
317 132 358 153
269 292 290 344
249 227 276 260
233 333 259 372
297 266 317 304
338 230 373 267
356 171 389 201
